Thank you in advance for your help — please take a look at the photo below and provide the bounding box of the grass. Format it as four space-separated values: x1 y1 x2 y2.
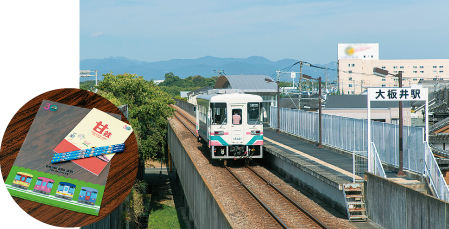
147 202 187 229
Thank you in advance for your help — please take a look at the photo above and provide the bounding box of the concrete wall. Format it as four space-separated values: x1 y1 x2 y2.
168 123 232 229
264 148 349 217
365 172 449 229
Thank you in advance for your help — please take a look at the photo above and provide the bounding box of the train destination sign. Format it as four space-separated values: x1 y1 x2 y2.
367 87 428 101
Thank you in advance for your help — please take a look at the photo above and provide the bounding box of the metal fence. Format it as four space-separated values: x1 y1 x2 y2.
424 142 449 201
270 107 425 174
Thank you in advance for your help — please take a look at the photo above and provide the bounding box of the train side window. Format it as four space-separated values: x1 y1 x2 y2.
247 102 261 124
211 103 227 125
36 179 43 186
232 109 242 125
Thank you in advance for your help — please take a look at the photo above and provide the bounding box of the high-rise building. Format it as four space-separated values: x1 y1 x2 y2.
338 43 449 94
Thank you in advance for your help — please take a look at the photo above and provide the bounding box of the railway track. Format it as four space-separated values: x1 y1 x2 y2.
226 165 329 229
169 104 348 229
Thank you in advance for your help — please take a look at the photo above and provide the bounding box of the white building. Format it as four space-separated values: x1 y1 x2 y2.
338 43 449 94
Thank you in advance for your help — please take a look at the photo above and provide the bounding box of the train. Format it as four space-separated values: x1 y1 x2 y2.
196 93 264 159
33 177 54 195
12 172 33 190
10 172 100 205
78 187 99 205
55 182 76 200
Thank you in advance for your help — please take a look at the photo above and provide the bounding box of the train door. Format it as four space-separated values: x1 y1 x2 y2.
230 105 244 144
85 191 91 201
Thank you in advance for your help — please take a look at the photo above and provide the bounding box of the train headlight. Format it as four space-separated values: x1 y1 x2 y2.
214 131 224 135
251 130 261 135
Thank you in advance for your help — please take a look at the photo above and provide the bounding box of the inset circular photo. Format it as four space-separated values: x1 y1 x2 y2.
0 88 138 227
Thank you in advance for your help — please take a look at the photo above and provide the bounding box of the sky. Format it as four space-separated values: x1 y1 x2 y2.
81 0 449 64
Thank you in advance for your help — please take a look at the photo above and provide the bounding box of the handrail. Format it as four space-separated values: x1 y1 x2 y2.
424 142 449 202
371 142 386 178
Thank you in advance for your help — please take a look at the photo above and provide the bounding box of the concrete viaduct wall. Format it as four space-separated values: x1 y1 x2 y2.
365 172 449 229
168 123 232 229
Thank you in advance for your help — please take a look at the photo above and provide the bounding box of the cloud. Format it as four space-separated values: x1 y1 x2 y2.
90 31 103 37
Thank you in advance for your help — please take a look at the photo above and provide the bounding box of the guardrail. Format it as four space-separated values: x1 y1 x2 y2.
424 142 449 201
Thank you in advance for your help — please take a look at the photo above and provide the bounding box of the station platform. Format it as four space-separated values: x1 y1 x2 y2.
263 127 358 186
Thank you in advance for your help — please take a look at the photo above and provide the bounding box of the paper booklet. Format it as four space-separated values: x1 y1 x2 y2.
53 108 133 176
5 100 130 216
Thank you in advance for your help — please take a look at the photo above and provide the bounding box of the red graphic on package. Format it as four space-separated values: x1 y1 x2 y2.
54 108 133 175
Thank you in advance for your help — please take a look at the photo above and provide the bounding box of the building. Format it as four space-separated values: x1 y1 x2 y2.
338 43 449 95
323 95 412 125
214 75 278 123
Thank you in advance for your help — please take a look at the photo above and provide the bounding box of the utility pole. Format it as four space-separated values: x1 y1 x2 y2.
276 70 281 133
318 77 323 148
299 62 303 93
325 64 328 91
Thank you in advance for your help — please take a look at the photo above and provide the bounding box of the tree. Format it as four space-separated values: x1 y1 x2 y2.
97 73 175 160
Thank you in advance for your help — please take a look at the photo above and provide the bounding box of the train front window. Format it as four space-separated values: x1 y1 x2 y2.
80 190 86 196
247 102 262 124
26 177 32 183
232 109 242 125
36 179 43 186
15 174 21 180
211 103 227 125
69 187 75 194
91 192 98 199
63 186 69 192
57 185 63 192
47 182 53 188
42 182 47 187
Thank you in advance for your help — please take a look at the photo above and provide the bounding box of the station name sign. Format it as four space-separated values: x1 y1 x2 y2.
368 87 428 101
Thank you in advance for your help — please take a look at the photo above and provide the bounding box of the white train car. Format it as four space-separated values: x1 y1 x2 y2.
196 93 263 159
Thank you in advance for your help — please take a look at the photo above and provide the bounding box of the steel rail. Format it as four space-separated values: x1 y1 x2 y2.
225 165 289 229
246 165 330 229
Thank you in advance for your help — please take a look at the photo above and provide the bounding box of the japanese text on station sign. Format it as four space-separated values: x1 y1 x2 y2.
368 88 427 101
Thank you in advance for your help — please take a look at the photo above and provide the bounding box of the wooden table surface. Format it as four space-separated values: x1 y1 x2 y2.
0 88 138 227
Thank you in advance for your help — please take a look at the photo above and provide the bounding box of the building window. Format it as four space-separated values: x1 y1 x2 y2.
433 70 437 73
400 66 404 69
349 84 353 87
381 66 386 69
393 66 397 69
394 71 398 73
399 71 404 73
440 66 444 68
382 84 386 87
413 71 417 73
433 66 437 68
420 66 424 68
348 70 352 73
382 79 386 81
420 71 424 73
440 71 444 73
413 78 417 81
349 77 352 81
413 66 417 68
348 64 351 67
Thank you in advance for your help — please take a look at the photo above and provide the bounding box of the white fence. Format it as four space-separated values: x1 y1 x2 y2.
271 107 425 173
424 143 449 201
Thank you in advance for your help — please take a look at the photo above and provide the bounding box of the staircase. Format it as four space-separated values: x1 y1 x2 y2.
344 183 368 222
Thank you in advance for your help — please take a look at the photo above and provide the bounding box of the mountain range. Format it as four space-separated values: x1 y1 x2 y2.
80 56 338 83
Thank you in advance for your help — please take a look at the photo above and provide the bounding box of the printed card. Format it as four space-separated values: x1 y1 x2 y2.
53 108 133 176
